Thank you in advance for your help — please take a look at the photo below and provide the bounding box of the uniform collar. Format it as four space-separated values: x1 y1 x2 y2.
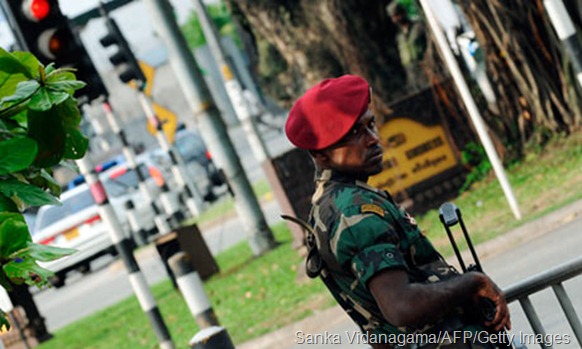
315 168 355 184
315 168 390 199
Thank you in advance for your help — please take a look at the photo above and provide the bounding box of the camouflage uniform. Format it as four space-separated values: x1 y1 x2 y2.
308 169 508 349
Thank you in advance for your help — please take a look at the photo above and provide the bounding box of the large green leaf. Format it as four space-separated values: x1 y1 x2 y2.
0 137 38 175
0 80 40 105
27 69 86 109
10 51 41 79
44 63 56 75
46 75 86 95
0 49 37 99
2 256 53 288
0 102 26 120
57 96 82 125
53 98 87 160
63 127 89 160
0 194 17 212
20 169 62 198
24 242 76 262
0 213 30 258
0 180 61 207
27 86 53 111
40 169 62 197
28 106 66 167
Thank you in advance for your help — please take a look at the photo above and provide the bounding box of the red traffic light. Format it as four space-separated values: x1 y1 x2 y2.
24 0 51 21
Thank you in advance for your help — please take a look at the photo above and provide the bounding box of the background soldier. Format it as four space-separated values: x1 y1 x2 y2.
387 1 428 92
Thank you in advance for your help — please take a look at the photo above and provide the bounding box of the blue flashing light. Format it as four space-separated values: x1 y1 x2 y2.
68 175 86 189
95 159 119 173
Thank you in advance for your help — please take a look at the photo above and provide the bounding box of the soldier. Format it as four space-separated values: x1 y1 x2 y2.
387 1 428 92
285 75 511 348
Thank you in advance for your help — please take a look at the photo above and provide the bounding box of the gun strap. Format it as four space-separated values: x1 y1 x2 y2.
281 213 384 328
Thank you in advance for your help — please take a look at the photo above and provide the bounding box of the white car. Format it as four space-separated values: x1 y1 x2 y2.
33 160 162 288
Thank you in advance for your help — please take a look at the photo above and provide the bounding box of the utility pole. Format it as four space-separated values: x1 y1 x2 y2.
191 0 269 164
142 0 277 255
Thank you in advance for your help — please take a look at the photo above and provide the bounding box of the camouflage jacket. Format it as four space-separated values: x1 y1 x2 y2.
308 169 504 348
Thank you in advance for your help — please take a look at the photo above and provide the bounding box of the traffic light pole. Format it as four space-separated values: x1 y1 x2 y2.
100 100 177 234
142 0 276 256
135 90 205 218
98 4 204 219
75 155 175 349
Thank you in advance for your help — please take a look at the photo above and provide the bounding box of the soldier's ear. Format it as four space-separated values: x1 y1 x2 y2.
310 150 329 164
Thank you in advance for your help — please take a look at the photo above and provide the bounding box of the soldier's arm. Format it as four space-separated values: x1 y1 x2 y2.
368 269 511 331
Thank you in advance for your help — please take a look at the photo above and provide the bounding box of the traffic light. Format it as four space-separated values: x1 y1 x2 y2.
2 0 108 103
99 10 146 88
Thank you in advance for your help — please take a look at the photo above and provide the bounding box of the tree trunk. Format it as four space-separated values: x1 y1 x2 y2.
226 0 406 118
456 0 582 157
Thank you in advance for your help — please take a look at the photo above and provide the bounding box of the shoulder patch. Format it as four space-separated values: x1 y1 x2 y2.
360 204 384 217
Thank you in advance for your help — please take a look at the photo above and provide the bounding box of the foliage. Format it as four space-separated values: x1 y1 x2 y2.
459 142 492 192
0 48 86 329
181 2 241 49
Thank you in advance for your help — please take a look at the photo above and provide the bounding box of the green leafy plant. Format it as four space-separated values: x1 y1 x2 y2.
460 142 492 192
0 47 88 330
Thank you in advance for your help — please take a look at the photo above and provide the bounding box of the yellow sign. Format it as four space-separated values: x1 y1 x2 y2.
128 60 156 96
368 118 458 193
146 103 178 144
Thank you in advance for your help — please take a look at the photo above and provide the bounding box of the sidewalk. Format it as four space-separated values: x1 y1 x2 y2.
237 198 582 349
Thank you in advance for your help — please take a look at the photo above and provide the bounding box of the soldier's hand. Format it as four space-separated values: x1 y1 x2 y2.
473 274 511 331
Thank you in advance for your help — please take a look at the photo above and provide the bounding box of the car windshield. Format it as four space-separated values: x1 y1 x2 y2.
35 189 95 231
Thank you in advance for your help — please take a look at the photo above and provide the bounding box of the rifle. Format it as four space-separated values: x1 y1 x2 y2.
439 202 523 349
439 202 484 274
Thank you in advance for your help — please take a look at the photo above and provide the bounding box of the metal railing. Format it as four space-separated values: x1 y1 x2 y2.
503 256 582 348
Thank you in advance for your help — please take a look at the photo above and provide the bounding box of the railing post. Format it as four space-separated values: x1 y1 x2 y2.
519 297 553 349
552 283 582 346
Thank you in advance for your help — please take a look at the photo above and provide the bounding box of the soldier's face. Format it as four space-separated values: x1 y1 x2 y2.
318 109 384 179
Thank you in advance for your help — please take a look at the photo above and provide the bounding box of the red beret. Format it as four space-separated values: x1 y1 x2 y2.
285 75 371 150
